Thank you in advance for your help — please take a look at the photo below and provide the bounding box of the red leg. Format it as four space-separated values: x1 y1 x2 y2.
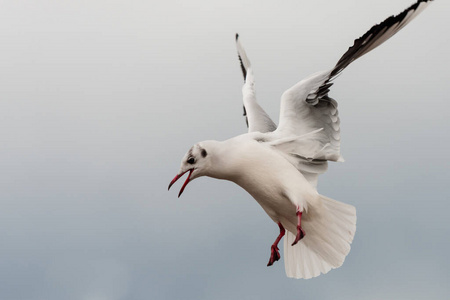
291 206 305 246
267 222 285 267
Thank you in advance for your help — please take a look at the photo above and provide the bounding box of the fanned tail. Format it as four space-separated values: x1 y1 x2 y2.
283 195 356 279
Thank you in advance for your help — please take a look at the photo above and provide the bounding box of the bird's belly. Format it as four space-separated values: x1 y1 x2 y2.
235 173 300 229
254 190 294 220
228 138 317 231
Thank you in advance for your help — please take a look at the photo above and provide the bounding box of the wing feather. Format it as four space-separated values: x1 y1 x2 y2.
236 34 276 133
276 0 433 166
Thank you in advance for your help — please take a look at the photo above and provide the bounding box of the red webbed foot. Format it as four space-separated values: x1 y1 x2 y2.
267 244 281 266
267 222 285 267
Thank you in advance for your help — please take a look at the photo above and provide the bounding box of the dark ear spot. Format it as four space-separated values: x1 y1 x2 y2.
201 149 207 158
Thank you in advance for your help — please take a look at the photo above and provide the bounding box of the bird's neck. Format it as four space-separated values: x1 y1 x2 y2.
203 138 246 182
206 135 272 187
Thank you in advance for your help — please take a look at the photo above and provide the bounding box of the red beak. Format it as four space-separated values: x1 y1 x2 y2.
168 169 194 197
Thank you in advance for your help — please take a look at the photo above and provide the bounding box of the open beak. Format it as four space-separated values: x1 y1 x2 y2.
168 169 194 197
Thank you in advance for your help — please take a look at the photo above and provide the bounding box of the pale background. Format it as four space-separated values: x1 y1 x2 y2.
1 0 449 299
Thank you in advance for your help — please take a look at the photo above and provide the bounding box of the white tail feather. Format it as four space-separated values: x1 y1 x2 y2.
283 195 356 279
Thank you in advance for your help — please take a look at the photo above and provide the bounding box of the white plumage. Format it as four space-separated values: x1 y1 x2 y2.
168 0 432 279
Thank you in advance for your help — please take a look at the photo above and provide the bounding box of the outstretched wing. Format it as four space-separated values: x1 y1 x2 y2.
236 34 277 133
276 0 433 163
327 0 433 83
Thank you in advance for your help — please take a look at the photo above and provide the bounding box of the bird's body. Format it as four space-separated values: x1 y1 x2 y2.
194 133 356 278
201 134 317 229
169 0 433 279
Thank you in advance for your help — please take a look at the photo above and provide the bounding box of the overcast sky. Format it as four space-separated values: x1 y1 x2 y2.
0 0 449 299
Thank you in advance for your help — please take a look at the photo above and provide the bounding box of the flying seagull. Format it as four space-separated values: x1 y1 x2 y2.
168 0 433 279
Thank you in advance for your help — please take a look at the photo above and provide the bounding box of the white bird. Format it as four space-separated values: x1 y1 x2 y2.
168 0 433 279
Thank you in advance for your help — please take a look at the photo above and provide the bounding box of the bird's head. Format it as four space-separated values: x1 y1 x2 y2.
168 142 212 197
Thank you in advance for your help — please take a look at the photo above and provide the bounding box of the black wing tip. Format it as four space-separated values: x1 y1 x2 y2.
235 33 247 81
410 0 433 11
330 0 433 78
311 0 433 101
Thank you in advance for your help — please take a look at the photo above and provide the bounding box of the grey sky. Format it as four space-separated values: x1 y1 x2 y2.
0 0 449 299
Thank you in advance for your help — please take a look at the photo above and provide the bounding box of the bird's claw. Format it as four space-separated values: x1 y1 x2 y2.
291 227 305 246
267 245 281 266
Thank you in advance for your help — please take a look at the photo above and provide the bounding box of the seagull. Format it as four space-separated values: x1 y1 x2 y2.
168 0 433 279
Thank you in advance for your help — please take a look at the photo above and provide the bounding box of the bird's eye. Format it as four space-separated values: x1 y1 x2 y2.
187 157 195 164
